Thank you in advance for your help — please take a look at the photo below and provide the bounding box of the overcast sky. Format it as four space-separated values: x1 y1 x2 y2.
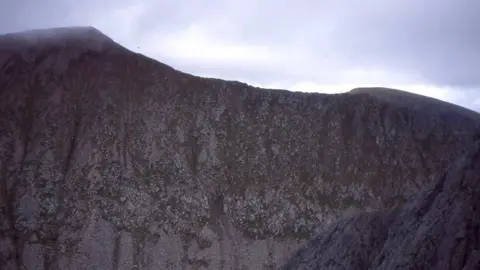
1 0 479 111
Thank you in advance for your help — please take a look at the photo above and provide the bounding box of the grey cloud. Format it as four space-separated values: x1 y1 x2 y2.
132 0 224 38
328 0 480 88
188 0 480 88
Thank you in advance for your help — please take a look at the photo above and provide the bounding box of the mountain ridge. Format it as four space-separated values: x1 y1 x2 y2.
2 25 476 115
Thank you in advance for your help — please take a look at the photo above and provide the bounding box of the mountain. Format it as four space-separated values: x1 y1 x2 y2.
0 26 479 269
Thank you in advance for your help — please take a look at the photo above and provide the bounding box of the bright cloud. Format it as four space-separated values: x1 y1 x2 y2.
143 25 281 65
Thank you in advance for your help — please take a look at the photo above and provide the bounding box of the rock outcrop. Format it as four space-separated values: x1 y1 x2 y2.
0 26 479 269
281 138 480 270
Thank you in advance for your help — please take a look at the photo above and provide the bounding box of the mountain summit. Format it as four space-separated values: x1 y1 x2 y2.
0 26 113 51
1 26 479 269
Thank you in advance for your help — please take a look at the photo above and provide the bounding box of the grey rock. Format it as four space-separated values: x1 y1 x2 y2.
281 139 480 270
0 26 479 269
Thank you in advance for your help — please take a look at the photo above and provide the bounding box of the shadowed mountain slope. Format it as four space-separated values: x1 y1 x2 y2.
281 138 480 270
0 26 479 269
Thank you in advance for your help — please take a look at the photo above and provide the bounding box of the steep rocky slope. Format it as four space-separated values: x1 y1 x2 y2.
281 138 480 270
0 26 479 269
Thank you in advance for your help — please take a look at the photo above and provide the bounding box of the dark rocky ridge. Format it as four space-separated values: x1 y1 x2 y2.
0 26 479 269
281 138 480 270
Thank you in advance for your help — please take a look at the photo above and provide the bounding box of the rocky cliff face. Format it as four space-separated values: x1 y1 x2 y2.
281 138 480 270
0 27 479 269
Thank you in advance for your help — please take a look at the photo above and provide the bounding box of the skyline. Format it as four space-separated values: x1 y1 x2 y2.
1 0 479 111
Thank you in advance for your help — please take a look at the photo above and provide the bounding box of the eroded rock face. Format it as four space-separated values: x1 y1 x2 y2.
281 139 480 270
0 27 479 269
